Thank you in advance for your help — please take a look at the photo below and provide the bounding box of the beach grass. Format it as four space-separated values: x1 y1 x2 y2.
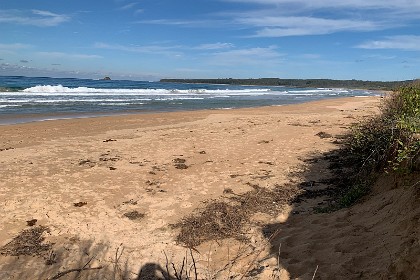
334 85 420 208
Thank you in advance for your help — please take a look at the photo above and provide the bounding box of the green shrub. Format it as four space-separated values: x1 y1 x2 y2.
338 181 370 207
348 86 420 175
328 85 420 208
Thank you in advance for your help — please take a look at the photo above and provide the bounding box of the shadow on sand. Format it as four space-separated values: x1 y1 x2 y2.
261 146 420 279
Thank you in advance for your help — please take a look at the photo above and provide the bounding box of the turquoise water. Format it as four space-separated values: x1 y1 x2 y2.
0 76 377 124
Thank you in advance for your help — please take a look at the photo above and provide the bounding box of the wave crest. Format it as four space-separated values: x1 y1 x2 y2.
21 85 273 95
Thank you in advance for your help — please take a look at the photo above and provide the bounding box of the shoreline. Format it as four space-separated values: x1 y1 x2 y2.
0 94 381 126
0 96 381 152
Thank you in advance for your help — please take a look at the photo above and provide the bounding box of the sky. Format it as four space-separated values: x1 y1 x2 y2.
0 0 419 81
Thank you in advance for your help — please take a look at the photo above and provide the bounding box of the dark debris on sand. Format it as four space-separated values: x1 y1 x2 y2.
172 184 301 247
0 226 52 256
173 158 189 169
316 131 333 139
26 219 38 227
173 201 247 247
123 210 145 220
74 201 87 207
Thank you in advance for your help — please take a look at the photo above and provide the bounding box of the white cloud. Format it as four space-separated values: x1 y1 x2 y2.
357 35 420 51
119 3 137 10
300 54 321 60
363 54 397 60
137 19 188 25
95 42 284 67
135 19 228 28
0 43 32 56
208 46 284 65
195 43 235 50
137 0 407 38
0 63 36 72
0 43 32 50
216 0 419 38
94 42 183 56
36 52 102 59
0 61 158 80
137 15 382 37
242 16 379 37
0 9 70 27
224 0 420 11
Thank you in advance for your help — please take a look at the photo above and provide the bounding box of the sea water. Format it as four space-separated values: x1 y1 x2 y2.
0 76 377 124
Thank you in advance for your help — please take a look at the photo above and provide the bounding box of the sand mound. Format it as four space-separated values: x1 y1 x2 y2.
265 171 420 279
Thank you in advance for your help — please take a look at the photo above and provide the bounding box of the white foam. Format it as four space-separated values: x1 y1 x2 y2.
288 89 349 94
0 104 21 108
21 85 168 95
0 85 374 114
98 103 141 106
19 85 273 96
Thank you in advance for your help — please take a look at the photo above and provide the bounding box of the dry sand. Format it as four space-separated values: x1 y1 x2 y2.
0 96 419 279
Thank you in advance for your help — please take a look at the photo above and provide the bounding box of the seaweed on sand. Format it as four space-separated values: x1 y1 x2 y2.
0 226 52 256
172 184 301 248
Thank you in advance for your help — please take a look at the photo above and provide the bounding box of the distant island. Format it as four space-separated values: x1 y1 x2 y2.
160 78 415 90
102 76 111 80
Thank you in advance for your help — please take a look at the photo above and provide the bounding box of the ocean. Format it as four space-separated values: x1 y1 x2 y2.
0 76 378 124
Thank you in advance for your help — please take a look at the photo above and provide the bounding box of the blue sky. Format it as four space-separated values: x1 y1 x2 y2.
0 0 419 81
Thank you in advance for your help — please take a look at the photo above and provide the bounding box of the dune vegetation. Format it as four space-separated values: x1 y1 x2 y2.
337 84 420 208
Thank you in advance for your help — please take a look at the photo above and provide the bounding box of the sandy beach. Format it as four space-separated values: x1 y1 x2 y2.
1 96 419 279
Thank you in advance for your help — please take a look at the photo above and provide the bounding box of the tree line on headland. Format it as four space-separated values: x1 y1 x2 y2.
160 78 417 90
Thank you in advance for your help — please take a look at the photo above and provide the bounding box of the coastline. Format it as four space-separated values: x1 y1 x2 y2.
1 96 390 279
0 96 379 147
0 93 382 126
1 74 384 126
